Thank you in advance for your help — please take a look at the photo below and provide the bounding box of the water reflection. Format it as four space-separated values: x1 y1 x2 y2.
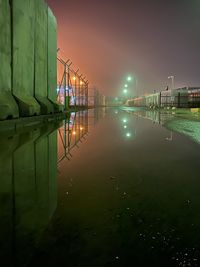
122 107 173 125
0 109 105 266
57 108 106 162
121 107 200 145
1 108 199 267
58 111 89 162
0 123 58 266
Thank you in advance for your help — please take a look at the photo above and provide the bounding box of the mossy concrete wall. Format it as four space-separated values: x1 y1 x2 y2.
0 0 19 120
0 0 60 121
13 0 41 117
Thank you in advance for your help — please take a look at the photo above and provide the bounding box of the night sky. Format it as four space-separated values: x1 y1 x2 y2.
47 0 200 97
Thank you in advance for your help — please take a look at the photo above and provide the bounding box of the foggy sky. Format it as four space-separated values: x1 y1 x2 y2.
47 0 200 96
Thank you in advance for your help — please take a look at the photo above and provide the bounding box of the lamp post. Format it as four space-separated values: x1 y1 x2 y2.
168 76 175 90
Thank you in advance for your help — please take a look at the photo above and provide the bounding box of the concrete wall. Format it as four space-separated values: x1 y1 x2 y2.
35 0 54 114
0 0 60 120
0 0 19 120
13 0 41 117
48 8 57 104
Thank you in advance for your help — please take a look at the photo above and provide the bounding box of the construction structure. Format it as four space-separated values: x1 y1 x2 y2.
0 0 61 121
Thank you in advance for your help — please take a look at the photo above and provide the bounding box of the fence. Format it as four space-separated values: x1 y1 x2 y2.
160 93 200 108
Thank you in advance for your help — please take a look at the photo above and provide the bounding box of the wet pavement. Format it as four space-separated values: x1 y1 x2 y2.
0 108 200 267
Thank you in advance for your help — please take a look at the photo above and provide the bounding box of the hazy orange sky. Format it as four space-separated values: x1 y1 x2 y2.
47 0 200 97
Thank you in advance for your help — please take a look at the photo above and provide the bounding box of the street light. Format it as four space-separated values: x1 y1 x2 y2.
123 89 128 94
126 132 131 138
168 76 175 90
124 84 128 88
127 76 132 82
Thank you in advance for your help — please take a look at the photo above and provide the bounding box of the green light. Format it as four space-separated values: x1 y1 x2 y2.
127 76 132 82
124 125 127 129
126 132 131 137
124 84 128 88
123 89 128 94
123 119 127 123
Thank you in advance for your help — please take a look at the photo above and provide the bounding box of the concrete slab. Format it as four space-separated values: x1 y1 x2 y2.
12 0 40 117
0 0 19 120
50 101 64 113
0 92 19 120
35 95 54 115
35 0 54 115
48 8 63 113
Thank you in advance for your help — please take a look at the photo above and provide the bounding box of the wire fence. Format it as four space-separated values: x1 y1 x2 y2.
56 49 105 109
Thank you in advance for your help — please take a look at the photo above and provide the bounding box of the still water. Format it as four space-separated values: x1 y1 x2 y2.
0 108 200 267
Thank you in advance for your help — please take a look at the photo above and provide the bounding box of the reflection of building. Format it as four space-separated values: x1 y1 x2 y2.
0 124 58 266
123 108 173 125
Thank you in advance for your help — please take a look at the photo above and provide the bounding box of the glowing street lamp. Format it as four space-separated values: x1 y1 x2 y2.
124 84 128 88
127 76 132 82
123 89 128 94
126 132 131 137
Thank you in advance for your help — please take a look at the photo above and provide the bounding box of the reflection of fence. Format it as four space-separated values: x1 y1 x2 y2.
57 108 106 162
58 110 89 162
